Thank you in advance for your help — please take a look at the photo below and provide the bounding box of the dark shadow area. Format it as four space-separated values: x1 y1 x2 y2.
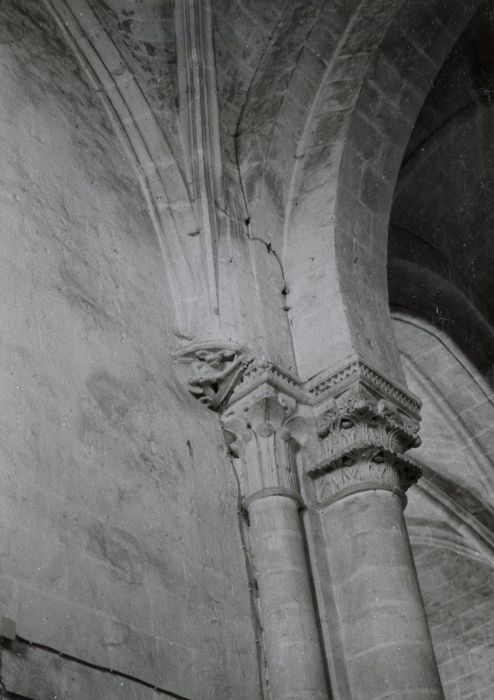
389 0 494 386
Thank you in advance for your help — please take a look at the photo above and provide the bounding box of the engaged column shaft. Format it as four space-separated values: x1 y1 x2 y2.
321 486 444 699
223 388 329 700
306 384 445 700
249 494 327 700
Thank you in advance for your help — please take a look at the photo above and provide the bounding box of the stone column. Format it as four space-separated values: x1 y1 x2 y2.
223 372 329 700
305 383 444 700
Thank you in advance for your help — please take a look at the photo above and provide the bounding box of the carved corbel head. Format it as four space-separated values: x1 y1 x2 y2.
173 341 252 411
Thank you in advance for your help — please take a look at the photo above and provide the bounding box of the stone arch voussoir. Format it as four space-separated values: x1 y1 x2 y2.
283 0 483 383
333 0 484 376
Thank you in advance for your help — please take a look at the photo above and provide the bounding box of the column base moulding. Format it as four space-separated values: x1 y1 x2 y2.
309 481 407 509
244 487 304 511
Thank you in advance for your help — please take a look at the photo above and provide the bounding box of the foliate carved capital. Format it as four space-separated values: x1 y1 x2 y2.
315 384 421 455
174 347 424 509
173 341 252 411
221 368 311 505
308 452 421 509
305 384 422 508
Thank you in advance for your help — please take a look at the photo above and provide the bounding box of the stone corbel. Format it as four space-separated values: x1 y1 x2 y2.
173 341 252 411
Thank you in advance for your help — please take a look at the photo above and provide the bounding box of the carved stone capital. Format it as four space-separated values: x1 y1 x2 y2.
315 383 421 455
174 347 424 510
304 382 422 509
306 357 421 419
221 365 311 505
173 341 252 411
308 453 421 509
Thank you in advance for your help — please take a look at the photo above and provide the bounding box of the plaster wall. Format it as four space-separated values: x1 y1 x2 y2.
0 2 257 698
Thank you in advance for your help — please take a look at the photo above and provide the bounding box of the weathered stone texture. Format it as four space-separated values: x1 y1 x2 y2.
0 0 493 697
3 642 179 699
414 545 494 700
284 0 483 385
317 491 444 700
395 314 494 696
395 316 494 509
88 0 178 135
0 2 257 698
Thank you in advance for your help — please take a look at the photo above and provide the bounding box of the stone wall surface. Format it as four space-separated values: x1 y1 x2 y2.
0 0 492 698
88 0 178 137
283 0 483 384
395 315 494 699
2 642 179 700
0 2 258 698
414 544 494 700
395 316 494 508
